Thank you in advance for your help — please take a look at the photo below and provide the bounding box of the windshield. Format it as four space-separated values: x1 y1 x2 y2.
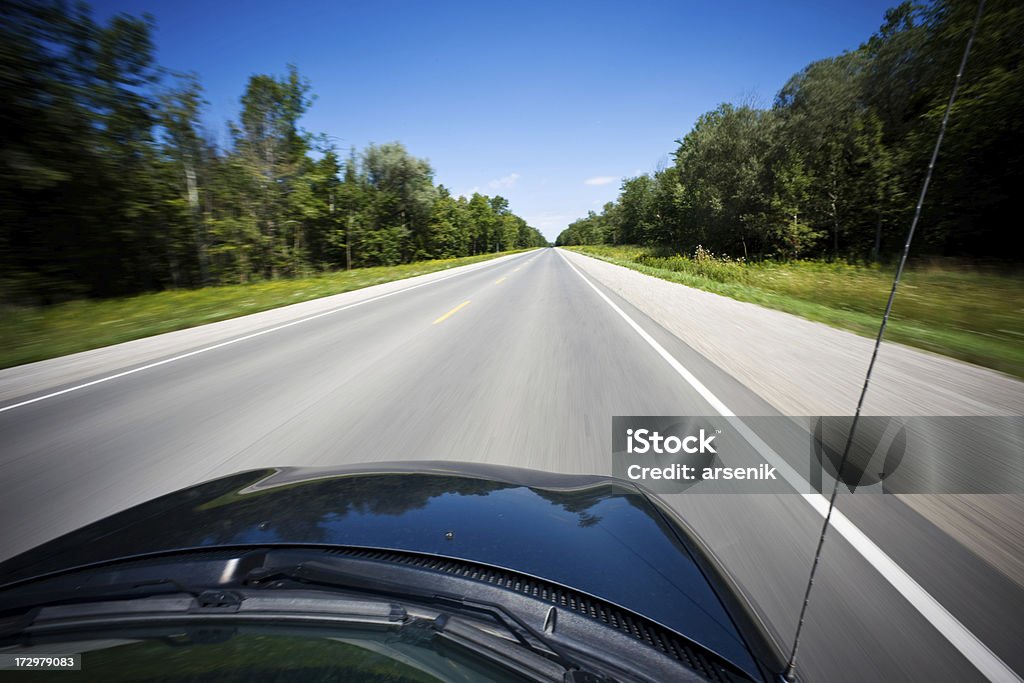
1 1 1021 682
13 631 525 683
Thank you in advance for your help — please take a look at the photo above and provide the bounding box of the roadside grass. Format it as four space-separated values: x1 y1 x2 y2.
567 244 1024 379
0 250 533 370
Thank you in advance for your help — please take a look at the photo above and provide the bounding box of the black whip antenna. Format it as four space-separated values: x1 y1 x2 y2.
784 1 985 679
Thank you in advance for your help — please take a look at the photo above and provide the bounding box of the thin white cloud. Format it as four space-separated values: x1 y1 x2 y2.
526 213 575 240
584 176 617 186
488 173 520 190
457 173 520 198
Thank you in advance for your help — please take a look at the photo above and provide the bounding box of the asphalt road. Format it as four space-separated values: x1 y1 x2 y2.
1 247 1021 682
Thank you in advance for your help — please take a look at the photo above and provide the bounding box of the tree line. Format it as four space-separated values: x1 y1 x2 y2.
0 1 546 304
557 0 1022 263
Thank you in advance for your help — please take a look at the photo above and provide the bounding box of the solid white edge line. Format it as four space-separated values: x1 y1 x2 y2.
556 248 1020 683
0 252 532 415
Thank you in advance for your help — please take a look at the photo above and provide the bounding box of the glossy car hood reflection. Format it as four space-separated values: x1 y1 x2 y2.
0 461 754 672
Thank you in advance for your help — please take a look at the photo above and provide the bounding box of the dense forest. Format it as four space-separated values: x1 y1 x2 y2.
557 0 1022 263
0 1 546 304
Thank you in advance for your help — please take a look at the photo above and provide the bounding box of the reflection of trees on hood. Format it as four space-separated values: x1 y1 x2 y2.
182 474 661 543
532 484 651 528
1 472 523 578
186 474 516 545
533 483 688 536
533 487 611 528
2 471 683 583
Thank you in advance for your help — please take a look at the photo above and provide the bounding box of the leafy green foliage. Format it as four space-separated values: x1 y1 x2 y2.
557 0 1023 263
0 1 546 307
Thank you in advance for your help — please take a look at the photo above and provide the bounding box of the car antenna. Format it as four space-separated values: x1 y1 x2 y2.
783 1 986 680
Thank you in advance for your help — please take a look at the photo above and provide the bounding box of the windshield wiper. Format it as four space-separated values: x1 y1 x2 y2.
244 559 613 683
0 577 221 618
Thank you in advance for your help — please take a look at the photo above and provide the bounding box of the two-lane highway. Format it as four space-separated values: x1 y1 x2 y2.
1 247 1021 681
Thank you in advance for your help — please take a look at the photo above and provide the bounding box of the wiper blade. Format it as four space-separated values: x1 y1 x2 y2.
245 560 614 682
0 580 245 640
0 577 215 617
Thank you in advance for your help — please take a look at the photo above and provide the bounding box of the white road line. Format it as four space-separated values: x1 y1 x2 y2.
0 252 532 415
557 249 1020 683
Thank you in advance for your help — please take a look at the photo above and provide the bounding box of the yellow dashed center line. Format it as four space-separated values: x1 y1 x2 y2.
433 300 471 325
495 277 506 284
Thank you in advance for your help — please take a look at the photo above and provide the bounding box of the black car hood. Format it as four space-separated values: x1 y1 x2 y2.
0 461 761 674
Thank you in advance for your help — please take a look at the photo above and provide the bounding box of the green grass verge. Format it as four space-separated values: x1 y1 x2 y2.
566 245 1024 379
0 250 534 370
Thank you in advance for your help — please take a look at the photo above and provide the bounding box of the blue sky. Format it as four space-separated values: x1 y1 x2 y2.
93 0 897 240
